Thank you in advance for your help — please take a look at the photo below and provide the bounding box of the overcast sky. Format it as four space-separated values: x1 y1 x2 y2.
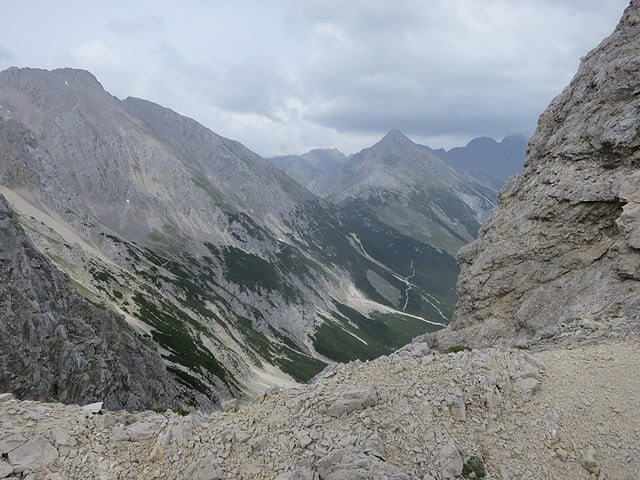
0 0 629 156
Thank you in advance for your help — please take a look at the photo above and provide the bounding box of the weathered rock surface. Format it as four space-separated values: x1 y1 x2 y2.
433 0 640 349
0 193 183 411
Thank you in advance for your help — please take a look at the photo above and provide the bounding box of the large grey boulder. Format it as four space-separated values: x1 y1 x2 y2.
326 385 380 417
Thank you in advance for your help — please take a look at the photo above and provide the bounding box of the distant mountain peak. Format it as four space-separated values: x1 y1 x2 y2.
465 136 498 148
378 129 415 147
382 128 413 143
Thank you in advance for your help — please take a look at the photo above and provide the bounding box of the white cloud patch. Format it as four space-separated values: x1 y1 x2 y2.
71 41 122 68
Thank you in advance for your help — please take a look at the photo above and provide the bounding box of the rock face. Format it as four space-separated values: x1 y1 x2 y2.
437 0 640 347
0 193 184 410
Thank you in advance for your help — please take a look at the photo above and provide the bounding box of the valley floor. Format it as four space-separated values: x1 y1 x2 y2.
0 335 638 479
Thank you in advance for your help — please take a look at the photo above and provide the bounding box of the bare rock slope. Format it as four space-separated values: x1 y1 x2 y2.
0 193 184 411
435 0 640 348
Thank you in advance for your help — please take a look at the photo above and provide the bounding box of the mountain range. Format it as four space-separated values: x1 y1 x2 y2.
272 130 527 254
0 67 469 408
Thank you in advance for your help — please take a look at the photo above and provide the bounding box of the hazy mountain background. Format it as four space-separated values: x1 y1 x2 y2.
272 130 527 255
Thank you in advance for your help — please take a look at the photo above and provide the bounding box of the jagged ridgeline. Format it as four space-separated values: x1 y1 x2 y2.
0 67 457 407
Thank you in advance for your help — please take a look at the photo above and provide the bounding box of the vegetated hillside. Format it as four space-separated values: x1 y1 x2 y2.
0 193 186 411
0 68 457 406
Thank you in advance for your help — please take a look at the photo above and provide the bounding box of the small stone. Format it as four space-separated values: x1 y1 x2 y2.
221 399 239 412
81 402 103 414
0 460 13 478
326 385 380 417
8 436 58 470
51 428 76 447
126 422 155 442
580 447 600 475
299 434 313 448
439 440 463 479
275 469 314 480
249 434 268 452
0 393 15 403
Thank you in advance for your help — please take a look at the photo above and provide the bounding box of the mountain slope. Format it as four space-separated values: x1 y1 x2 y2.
328 130 496 255
271 148 347 198
0 67 458 406
0 193 186 411
432 0 640 349
433 134 527 190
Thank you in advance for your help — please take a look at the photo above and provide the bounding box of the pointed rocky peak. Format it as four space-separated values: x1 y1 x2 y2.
371 129 418 152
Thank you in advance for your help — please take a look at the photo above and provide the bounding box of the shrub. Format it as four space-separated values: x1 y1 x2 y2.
462 456 486 478
443 345 472 354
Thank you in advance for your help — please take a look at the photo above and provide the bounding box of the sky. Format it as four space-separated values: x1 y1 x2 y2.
0 0 629 156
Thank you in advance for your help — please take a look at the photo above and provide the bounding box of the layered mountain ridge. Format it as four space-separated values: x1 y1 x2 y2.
272 130 526 255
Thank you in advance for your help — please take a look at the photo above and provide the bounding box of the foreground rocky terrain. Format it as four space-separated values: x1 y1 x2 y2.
1 331 638 479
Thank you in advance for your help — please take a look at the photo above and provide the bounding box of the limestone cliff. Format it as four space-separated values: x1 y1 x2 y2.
435 0 640 347
0 194 185 410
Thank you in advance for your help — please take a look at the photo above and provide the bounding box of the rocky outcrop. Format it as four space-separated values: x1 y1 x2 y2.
0 194 185 411
435 0 640 348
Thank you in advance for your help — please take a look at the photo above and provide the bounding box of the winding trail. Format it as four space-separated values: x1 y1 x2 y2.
402 260 415 312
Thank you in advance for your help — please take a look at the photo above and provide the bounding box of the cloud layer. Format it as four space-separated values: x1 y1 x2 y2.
0 0 629 155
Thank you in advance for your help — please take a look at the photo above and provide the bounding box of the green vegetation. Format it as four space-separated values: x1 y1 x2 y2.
176 407 191 416
10 211 20 224
462 456 486 478
134 293 237 392
513 344 530 350
444 345 472 354
70 279 96 300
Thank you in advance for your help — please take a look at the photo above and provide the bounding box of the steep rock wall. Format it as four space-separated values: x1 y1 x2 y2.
438 1 640 347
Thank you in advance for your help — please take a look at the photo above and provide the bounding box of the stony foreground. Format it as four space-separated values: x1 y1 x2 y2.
0 336 638 480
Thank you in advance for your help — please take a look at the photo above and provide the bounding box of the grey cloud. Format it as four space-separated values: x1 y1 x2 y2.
0 46 13 60
278 0 627 144
106 17 164 36
0 0 629 155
